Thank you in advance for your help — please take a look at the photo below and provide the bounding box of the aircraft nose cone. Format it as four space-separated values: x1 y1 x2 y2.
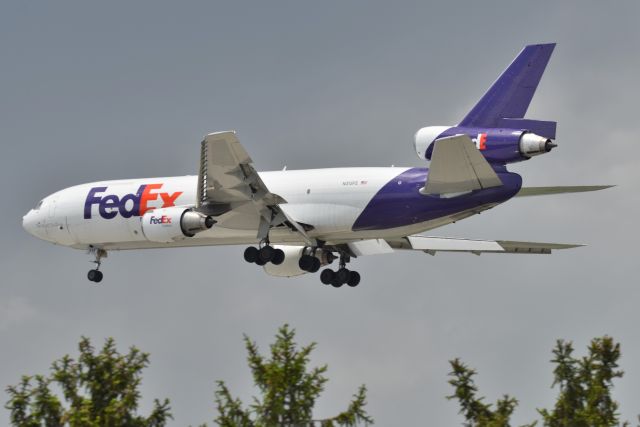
22 209 45 240
22 210 35 234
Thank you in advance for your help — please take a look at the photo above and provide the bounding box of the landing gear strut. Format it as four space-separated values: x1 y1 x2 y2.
87 248 107 283
319 252 360 288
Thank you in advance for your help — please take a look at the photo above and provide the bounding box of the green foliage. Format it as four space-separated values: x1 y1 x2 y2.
538 337 625 427
448 336 636 427
447 359 527 427
214 324 373 427
5 337 172 427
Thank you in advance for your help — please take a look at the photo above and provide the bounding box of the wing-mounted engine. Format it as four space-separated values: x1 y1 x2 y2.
415 125 557 165
141 207 215 243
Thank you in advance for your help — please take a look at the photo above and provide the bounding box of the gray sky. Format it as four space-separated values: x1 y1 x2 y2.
1 1 639 425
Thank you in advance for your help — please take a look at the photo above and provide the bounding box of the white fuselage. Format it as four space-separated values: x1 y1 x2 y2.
24 167 472 251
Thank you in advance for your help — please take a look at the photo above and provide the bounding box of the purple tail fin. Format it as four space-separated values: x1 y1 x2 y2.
459 43 556 128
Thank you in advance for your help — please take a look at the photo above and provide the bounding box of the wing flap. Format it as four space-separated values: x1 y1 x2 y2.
421 135 503 195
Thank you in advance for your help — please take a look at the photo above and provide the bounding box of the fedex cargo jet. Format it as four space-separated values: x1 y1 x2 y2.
22 43 611 287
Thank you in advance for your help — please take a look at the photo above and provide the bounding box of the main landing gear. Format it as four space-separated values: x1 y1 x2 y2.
243 242 285 266
298 247 334 273
87 248 107 283
319 253 361 288
242 241 362 288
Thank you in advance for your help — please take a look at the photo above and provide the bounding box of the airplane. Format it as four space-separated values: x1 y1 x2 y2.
22 43 612 287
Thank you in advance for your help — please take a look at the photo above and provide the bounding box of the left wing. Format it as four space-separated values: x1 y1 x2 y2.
347 235 581 256
197 131 312 242
197 131 285 209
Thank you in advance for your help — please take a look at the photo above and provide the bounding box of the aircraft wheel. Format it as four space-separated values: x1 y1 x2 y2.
331 276 344 288
347 271 361 287
244 246 259 263
271 248 285 265
335 268 350 285
87 269 103 283
309 257 321 273
258 245 275 263
320 269 334 285
298 255 315 272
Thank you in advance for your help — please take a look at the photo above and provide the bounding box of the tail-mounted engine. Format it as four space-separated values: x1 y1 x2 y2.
141 207 215 243
415 125 557 165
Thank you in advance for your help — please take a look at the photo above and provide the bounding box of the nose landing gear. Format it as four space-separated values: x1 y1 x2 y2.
87 248 107 283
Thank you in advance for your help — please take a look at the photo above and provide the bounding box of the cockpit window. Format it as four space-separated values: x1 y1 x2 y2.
35 200 43 210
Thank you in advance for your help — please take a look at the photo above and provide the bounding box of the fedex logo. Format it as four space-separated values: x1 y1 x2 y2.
149 215 172 225
84 184 182 220
475 133 487 150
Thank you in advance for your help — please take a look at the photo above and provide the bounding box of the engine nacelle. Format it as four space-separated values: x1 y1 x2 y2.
414 126 451 160
415 125 557 164
141 207 215 243
263 246 334 278
263 246 306 277
518 132 557 158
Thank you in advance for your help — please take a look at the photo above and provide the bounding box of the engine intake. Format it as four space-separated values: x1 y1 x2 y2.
141 207 215 243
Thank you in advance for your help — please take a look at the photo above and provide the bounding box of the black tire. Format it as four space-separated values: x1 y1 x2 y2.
298 255 314 272
347 271 360 287
320 269 334 285
244 246 259 263
335 268 350 284
258 245 275 263
87 270 97 282
309 257 321 273
94 271 104 283
331 277 343 288
271 248 285 265
255 258 267 266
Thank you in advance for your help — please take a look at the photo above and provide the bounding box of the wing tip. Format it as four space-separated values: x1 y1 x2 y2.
203 130 238 140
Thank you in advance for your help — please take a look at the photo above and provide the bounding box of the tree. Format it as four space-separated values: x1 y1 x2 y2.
447 358 525 427
539 337 625 427
5 337 171 427
448 336 637 427
214 324 373 427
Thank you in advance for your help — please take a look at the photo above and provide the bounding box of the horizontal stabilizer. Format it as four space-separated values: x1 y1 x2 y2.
385 235 582 255
421 135 503 195
516 185 614 197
